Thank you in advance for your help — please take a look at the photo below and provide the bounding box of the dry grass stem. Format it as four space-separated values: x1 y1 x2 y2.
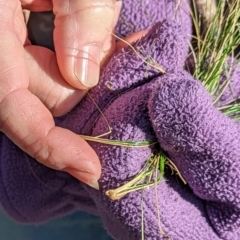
111 32 166 74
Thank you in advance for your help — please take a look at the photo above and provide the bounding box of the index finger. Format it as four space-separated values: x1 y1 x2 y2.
0 0 101 188
53 0 117 89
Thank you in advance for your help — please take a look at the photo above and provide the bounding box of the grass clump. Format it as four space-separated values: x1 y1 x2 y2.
191 0 240 119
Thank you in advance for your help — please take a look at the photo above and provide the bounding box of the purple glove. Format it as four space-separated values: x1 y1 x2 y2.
149 70 240 240
1 0 240 240
115 0 192 37
71 22 240 239
0 0 190 223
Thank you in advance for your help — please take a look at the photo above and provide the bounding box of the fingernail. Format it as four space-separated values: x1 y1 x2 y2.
66 168 100 190
88 179 100 190
113 1 122 27
115 1 123 10
74 45 101 88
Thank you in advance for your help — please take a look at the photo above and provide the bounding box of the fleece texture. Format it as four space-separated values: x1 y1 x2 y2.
1 0 240 239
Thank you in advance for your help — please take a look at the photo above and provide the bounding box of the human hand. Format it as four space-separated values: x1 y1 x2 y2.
2 1 233 239
0 0 121 188
0 0 191 226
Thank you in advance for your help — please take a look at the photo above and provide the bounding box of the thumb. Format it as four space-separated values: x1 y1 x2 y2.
148 71 240 237
148 71 240 200
53 0 121 89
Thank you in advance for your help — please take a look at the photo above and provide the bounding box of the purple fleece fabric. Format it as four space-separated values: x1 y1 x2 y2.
115 0 192 37
1 1 240 239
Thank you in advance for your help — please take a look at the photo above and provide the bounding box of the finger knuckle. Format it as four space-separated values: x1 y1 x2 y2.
31 141 51 166
29 131 58 169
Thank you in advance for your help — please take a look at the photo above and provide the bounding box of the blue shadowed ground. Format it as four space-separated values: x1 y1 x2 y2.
0 208 113 240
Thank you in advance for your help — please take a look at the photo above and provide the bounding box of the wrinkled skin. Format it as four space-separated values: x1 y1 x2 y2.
1 1 240 240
